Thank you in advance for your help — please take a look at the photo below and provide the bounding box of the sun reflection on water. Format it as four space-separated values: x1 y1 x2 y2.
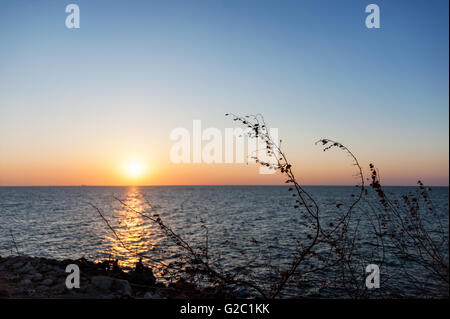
99 188 166 277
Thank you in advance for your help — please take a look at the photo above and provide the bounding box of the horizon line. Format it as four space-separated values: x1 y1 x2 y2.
0 184 448 187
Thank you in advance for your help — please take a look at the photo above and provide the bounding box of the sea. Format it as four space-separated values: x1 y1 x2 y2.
0 186 448 297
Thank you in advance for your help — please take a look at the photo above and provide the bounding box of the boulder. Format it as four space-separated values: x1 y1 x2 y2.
36 285 49 292
52 265 63 273
31 273 43 282
41 278 54 286
111 279 132 296
52 282 69 294
17 263 33 274
91 276 114 291
0 288 10 298
38 264 51 273
143 291 160 299
233 286 252 298
127 269 156 286
19 278 32 286
13 261 25 270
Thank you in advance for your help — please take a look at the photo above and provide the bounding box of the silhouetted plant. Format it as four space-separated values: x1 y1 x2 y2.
93 114 448 299
365 167 449 296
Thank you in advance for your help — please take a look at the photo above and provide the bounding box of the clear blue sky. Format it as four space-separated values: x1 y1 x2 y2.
0 0 448 185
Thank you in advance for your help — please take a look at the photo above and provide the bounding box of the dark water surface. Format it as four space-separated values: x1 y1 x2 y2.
0 186 448 297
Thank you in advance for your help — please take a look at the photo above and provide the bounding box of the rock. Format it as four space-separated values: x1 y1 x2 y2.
19 278 32 286
42 278 54 286
52 282 69 294
52 265 63 273
143 291 160 299
111 279 132 296
17 263 33 274
38 264 52 273
36 285 49 292
0 282 10 298
13 261 25 269
91 276 132 295
233 286 252 298
31 273 43 282
91 276 114 291
127 270 156 286
0 288 10 297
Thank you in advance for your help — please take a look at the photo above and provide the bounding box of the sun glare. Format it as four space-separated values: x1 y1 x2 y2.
124 159 146 179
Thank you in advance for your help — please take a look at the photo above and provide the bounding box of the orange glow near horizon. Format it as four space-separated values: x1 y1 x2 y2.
0 140 448 186
0 156 447 186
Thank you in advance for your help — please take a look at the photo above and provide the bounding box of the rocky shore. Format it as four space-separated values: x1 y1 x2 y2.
0 255 233 299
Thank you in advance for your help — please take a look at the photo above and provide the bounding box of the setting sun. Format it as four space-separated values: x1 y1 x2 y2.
124 159 147 179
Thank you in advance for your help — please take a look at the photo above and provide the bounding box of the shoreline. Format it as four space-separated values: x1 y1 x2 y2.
0 255 233 299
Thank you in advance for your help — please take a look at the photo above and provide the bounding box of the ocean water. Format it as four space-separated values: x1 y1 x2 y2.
0 186 448 297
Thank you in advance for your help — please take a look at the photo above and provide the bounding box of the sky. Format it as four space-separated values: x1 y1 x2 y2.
0 0 448 186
